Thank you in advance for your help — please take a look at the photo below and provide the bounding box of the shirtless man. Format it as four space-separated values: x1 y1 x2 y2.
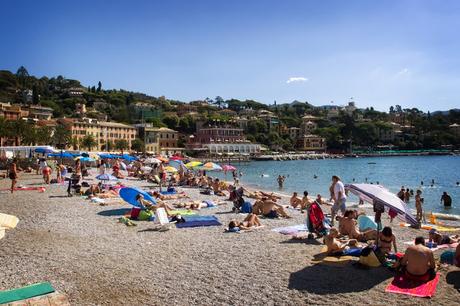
150 191 189 200
252 197 291 218
338 210 377 241
324 228 357 255
301 191 310 212
399 236 436 281
290 192 302 209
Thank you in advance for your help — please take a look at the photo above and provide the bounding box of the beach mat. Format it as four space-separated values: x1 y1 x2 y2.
0 186 46 192
272 224 308 235
311 246 354 266
0 282 55 304
400 222 460 232
176 216 221 228
0 213 19 229
385 273 440 298
169 210 197 216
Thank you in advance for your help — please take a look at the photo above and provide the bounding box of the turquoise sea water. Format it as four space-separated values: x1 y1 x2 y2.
214 156 460 215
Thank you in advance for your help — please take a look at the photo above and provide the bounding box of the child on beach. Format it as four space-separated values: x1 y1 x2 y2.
415 189 424 223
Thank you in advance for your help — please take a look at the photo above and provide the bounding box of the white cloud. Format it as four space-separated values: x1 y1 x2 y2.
396 68 410 77
286 77 308 84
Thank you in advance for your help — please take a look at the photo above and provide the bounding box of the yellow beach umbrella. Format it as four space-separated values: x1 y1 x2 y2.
185 161 203 169
164 166 178 173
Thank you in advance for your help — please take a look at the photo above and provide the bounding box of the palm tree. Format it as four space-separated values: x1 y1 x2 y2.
70 137 80 150
52 125 71 149
114 139 129 154
81 135 97 152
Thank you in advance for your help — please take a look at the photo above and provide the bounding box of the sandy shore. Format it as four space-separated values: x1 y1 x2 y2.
0 171 459 305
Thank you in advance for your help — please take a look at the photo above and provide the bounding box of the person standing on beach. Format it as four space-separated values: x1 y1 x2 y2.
415 189 424 222
9 159 18 193
331 175 346 225
440 192 452 207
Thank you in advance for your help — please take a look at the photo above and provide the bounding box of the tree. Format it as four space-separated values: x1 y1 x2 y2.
32 84 40 104
91 86 96 93
131 139 145 153
70 137 80 150
36 126 52 145
81 134 97 151
97 81 102 92
114 139 129 153
52 125 72 149
163 115 180 129
16 66 29 88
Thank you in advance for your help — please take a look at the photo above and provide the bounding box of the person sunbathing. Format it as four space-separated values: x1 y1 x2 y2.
429 229 460 245
135 194 174 215
290 192 302 209
377 226 397 254
150 191 189 200
338 210 377 241
212 179 226 196
252 197 291 218
324 228 357 255
84 184 102 197
399 236 436 282
228 213 262 231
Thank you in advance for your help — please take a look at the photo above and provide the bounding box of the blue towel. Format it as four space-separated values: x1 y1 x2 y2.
176 215 222 228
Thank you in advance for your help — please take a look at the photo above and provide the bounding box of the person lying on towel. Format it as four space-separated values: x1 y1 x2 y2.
228 213 262 232
135 194 174 216
252 197 291 219
324 227 358 255
397 236 436 282
149 191 189 200
428 229 460 245
338 210 377 242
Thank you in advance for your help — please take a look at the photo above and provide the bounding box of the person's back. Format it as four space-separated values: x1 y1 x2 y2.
401 237 435 278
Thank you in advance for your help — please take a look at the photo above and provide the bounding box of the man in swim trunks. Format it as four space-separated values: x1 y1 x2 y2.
290 192 302 209
397 186 405 201
338 210 377 241
252 197 291 218
331 175 346 225
415 189 424 222
399 236 436 282
440 191 452 207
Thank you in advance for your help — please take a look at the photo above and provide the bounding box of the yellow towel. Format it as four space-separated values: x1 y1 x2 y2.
0 213 19 229
0 228 5 240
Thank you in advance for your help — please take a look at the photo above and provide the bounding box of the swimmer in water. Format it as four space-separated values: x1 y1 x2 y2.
313 175 318 179
421 181 424 186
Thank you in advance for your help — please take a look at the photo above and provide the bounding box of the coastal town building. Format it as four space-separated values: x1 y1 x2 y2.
66 87 85 97
60 118 136 151
257 110 279 131
135 124 181 155
186 123 261 155
24 105 54 121
298 134 326 151
449 123 460 136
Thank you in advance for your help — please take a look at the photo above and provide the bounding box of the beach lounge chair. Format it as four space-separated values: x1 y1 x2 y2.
152 208 175 231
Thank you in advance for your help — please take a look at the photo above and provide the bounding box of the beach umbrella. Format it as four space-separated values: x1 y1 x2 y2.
185 161 203 169
156 156 169 163
164 166 178 173
140 166 152 172
81 152 90 157
170 155 184 161
122 154 136 162
35 147 56 154
144 157 161 165
48 152 74 159
99 153 114 159
345 183 417 225
79 157 95 162
119 187 156 208
199 162 223 171
222 165 237 172
95 173 118 181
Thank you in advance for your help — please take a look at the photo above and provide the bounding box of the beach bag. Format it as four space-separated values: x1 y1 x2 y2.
359 246 382 267
138 210 154 221
241 201 253 213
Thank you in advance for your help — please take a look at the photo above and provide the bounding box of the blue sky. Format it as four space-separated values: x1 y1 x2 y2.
2 0 460 111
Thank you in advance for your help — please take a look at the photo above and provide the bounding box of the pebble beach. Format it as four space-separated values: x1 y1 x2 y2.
1 171 459 305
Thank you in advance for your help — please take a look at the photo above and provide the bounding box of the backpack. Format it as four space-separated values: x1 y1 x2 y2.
359 246 383 267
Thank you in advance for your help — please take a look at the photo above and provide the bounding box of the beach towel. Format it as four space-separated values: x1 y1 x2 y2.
175 216 222 228
169 210 197 216
385 273 440 298
0 282 55 304
311 246 355 266
272 224 308 235
0 213 19 229
0 186 46 192
0 228 5 240
399 222 460 232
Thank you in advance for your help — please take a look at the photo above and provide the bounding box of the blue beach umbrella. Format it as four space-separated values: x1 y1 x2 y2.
122 154 137 162
79 157 95 162
119 187 156 208
48 151 74 159
35 147 56 154
99 153 114 159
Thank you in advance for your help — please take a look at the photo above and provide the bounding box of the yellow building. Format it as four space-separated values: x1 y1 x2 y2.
298 134 326 152
60 118 137 151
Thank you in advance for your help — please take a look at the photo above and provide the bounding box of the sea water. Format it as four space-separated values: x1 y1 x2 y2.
214 155 460 215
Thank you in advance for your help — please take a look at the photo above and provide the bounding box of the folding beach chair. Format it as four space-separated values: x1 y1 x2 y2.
153 207 175 231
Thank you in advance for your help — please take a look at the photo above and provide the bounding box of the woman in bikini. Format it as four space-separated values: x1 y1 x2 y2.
378 226 397 254
228 213 262 231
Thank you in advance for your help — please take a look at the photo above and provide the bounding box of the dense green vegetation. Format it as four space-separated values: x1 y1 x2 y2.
1 67 459 152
